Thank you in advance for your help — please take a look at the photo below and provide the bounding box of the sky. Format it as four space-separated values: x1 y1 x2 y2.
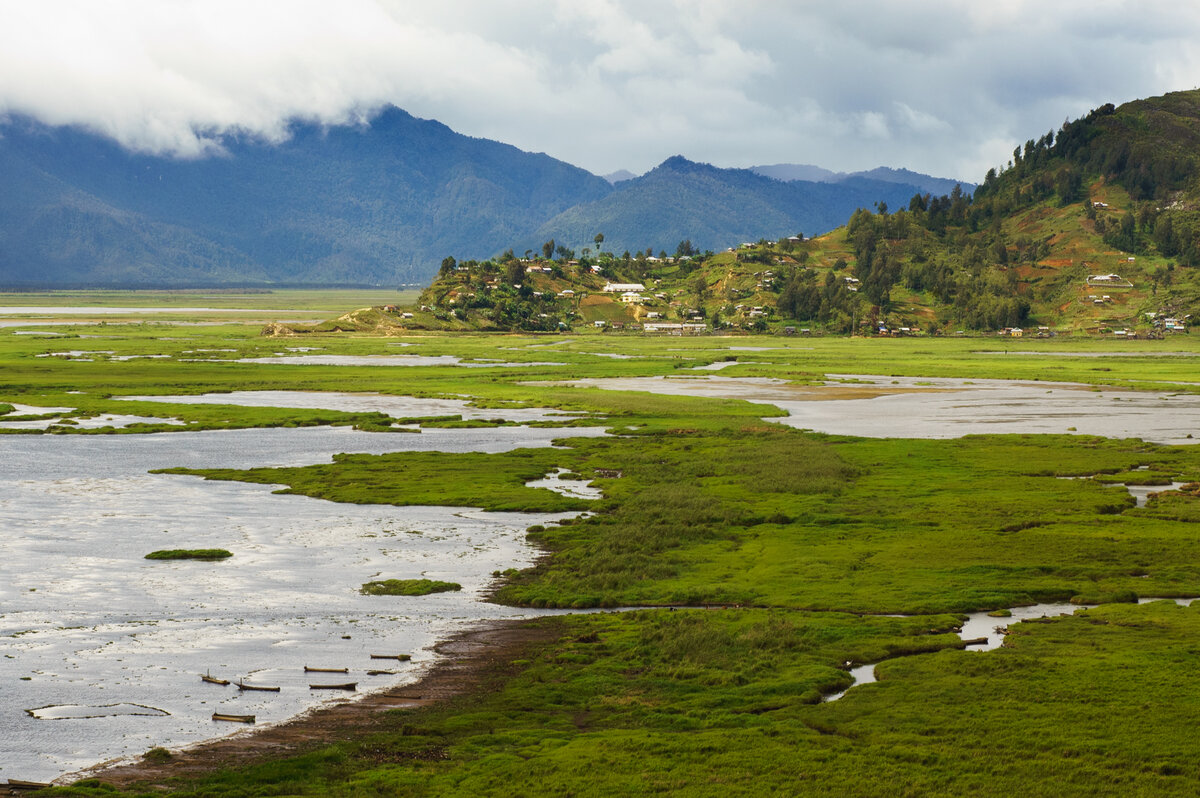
1 0 1198 183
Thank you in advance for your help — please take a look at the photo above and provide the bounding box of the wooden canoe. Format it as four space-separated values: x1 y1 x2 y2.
309 682 357 691
236 681 281 692
7 779 53 790
304 666 349 673
212 713 255 723
366 669 395 676
201 673 230 685
369 654 412 661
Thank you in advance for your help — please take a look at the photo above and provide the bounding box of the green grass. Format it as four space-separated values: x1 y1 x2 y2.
70 603 1200 797
157 449 595 514
144 549 233 560
360 579 462 596
14 299 1200 795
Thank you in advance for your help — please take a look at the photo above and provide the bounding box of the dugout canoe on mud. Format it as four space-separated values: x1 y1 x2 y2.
212 713 255 724
309 682 357 691
7 779 53 791
304 666 349 673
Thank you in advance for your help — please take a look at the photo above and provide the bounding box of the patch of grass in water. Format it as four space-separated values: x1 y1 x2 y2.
144 549 233 561
360 579 461 596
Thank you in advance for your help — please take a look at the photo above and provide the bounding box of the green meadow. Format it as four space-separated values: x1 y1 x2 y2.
7 296 1200 795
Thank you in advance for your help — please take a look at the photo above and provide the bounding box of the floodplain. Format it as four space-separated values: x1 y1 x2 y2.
4 294 1200 795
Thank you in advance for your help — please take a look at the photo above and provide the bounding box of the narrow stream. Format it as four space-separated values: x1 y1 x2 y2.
824 597 1197 702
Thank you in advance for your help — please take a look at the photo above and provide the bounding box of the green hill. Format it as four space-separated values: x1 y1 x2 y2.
291 90 1200 337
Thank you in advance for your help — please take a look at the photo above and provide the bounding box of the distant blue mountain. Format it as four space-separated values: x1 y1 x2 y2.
0 107 612 287
526 156 934 256
0 110 973 287
751 163 975 197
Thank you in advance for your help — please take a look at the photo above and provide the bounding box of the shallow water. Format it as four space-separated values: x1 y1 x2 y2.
0 414 184 431
120 390 587 424
228 355 564 368
0 306 312 315
1126 482 1189 507
558 374 1200 445
0 425 605 783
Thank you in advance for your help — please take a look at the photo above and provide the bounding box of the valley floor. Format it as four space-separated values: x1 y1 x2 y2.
5 297 1200 795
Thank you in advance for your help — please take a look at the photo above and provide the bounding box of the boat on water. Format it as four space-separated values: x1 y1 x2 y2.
304 666 349 673
236 681 281 692
201 672 230 685
212 713 255 724
369 654 411 661
309 682 357 691
366 669 395 676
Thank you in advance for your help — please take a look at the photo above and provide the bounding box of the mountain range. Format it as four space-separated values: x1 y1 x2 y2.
0 108 965 288
749 164 973 197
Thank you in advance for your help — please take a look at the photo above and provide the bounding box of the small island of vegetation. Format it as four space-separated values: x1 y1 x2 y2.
144 549 233 561
360 578 462 596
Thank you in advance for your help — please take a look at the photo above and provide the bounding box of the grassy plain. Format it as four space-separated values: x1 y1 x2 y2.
8 296 1200 795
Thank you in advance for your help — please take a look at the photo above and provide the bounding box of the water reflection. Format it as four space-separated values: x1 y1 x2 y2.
0 425 604 782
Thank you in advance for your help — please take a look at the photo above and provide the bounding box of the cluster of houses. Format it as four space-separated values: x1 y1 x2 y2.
1147 312 1189 333
999 326 1053 338
1086 273 1133 288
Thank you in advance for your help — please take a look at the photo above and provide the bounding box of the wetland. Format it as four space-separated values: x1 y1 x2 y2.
5 297 1200 795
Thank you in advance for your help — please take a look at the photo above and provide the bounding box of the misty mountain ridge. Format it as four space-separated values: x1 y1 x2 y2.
602 169 638 184
525 155 934 256
750 163 974 197
0 106 967 287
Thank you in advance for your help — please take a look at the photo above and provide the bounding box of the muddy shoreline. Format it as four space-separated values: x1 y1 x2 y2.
65 618 553 791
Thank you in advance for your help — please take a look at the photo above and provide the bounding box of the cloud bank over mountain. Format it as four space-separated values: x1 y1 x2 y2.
1 1 1197 181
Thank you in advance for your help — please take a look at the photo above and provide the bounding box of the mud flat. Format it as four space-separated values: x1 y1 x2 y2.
555 374 1200 445
0 425 603 783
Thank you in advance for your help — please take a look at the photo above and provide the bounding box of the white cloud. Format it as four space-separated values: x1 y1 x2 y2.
0 0 1198 180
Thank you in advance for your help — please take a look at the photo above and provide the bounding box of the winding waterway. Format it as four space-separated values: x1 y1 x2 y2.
824 597 1197 702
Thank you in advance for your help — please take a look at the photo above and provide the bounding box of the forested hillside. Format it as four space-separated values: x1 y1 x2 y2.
359 90 1200 336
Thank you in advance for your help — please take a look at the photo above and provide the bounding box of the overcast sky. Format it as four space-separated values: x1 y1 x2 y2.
1 0 1197 182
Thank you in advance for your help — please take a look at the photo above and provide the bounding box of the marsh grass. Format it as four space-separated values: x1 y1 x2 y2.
360 579 461 596
88 604 1200 796
15 308 1200 795
144 549 232 561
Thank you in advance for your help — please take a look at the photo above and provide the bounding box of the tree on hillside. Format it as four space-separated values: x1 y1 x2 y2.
594 232 604 251
505 259 525 286
542 239 556 260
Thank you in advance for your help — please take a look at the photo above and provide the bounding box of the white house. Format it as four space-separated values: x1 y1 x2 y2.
603 283 646 293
